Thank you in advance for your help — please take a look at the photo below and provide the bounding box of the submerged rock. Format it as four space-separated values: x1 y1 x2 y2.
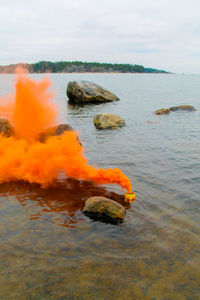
38 124 81 145
0 118 15 137
93 113 125 130
83 196 126 224
154 108 171 115
67 80 119 104
169 105 196 112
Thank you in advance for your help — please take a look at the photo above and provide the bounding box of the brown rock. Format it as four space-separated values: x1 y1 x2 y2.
93 113 125 130
38 124 74 142
155 105 197 115
0 118 15 137
83 196 126 224
154 108 171 115
169 105 196 112
38 124 81 145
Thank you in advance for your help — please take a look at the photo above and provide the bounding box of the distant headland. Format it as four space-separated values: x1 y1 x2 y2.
0 61 169 74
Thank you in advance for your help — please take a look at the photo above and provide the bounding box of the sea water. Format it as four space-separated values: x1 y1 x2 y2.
0 73 199 299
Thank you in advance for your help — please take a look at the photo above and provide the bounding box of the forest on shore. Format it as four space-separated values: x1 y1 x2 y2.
0 61 169 74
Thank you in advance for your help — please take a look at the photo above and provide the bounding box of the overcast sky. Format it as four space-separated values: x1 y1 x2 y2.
0 0 200 73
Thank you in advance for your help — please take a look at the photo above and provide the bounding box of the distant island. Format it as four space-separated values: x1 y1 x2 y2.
0 61 169 74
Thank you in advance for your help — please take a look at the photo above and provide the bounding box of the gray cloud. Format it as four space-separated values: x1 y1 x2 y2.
0 0 200 73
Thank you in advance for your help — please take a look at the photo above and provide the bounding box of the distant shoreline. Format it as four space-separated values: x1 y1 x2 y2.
0 61 170 74
0 72 171 75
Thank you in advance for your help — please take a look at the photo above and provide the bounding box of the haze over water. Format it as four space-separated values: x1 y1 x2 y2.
0 73 200 299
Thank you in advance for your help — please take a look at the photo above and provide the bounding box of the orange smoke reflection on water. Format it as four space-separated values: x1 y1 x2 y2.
0 179 199 300
0 179 128 228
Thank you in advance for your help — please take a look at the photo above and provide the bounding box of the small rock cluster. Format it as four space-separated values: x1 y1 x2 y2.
66 80 198 224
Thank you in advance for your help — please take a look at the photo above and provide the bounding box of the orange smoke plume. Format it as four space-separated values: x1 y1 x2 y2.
0 72 131 192
0 70 57 141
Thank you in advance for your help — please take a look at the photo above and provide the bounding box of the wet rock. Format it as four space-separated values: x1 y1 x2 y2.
38 124 81 145
0 118 15 137
169 105 196 112
155 105 197 115
93 113 125 130
67 80 119 104
154 108 171 115
83 196 126 224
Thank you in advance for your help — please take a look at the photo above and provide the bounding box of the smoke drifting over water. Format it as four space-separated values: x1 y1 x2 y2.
0 71 131 192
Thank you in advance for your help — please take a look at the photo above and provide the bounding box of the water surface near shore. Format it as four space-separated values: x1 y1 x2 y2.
0 73 200 299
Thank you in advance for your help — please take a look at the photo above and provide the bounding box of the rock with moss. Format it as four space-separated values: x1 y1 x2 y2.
169 105 196 112
0 118 15 137
93 113 125 130
67 80 119 104
83 196 126 224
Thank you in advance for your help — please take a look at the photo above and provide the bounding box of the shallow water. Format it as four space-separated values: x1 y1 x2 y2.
0 73 200 299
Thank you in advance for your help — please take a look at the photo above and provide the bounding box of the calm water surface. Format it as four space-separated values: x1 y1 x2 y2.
0 73 200 299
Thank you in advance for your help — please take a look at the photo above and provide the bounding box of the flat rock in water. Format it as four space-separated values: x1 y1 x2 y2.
0 118 15 137
93 113 125 129
67 80 119 104
155 105 196 115
83 196 126 224
169 105 196 112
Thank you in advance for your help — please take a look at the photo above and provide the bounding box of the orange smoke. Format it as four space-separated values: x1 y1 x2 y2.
0 72 131 192
0 71 57 141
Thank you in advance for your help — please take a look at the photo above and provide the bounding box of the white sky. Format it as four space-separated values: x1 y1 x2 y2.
0 0 200 73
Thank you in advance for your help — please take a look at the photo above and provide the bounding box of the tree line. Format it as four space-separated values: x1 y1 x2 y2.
0 61 168 74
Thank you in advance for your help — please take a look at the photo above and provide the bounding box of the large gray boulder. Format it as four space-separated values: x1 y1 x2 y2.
93 113 125 130
67 80 119 104
0 118 15 137
83 196 126 224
